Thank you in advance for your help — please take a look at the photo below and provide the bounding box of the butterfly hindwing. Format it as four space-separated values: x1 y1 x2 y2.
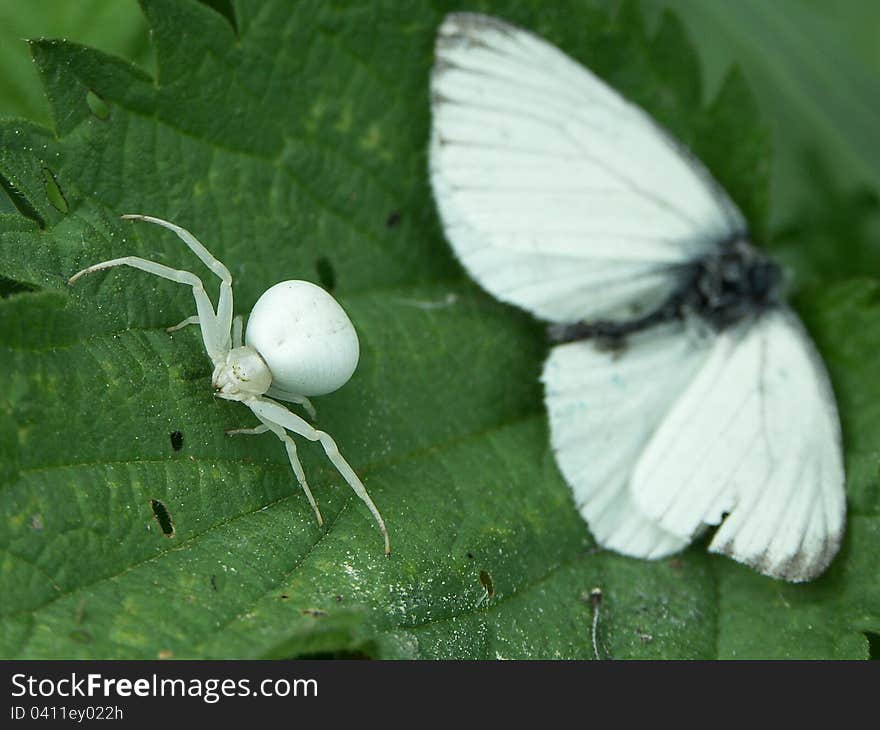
542 323 709 559
630 308 845 581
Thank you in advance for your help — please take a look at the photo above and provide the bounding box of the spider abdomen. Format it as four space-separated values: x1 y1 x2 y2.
245 280 359 396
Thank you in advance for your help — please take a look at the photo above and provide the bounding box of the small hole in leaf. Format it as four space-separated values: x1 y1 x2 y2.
86 90 110 120
42 167 68 214
170 430 184 451
0 172 45 228
0 276 38 299
479 569 494 598
386 210 402 228
150 499 175 537
210 572 227 592
315 257 336 292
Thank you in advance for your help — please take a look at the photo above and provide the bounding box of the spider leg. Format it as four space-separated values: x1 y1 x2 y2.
122 215 234 350
248 397 389 555
225 418 323 524
166 315 200 333
247 415 324 527
225 424 270 436
265 387 317 420
69 256 227 363
232 315 244 348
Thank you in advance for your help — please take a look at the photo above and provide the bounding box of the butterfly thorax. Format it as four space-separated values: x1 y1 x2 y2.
550 239 782 345
682 239 782 330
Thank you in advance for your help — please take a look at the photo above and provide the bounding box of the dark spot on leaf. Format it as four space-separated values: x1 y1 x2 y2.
86 90 110 120
866 632 880 660
42 167 68 213
170 430 184 451
466 552 474 560
335 594 343 603
297 649 372 659
301 608 327 617
0 172 45 228
386 210 402 228
200 0 238 35
210 574 218 591
280 594 289 600
479 569 494 598
315 256 336 292
69 630 92 644
0 276 38 299
150 499 175 537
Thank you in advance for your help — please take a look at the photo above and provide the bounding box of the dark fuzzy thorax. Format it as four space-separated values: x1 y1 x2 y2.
550 239 782 345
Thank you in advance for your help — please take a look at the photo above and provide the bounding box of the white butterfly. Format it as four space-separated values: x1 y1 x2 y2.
429 12 845 582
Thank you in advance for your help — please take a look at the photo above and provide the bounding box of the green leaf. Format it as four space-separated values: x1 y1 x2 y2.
0 0 878 659
0 0 151 127
644 0 880 225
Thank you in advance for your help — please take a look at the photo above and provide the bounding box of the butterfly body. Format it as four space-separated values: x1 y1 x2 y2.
551 238 782 344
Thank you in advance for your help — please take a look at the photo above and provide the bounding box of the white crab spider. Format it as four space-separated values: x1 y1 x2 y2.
69 214 390 555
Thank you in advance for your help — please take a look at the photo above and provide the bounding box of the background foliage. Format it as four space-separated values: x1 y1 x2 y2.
0 0 877 659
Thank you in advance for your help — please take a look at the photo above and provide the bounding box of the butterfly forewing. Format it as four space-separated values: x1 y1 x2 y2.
430 12 745 324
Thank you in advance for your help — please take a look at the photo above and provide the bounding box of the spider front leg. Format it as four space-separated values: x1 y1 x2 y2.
247 397 390 555
68 256 228 363
122 215 235 349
